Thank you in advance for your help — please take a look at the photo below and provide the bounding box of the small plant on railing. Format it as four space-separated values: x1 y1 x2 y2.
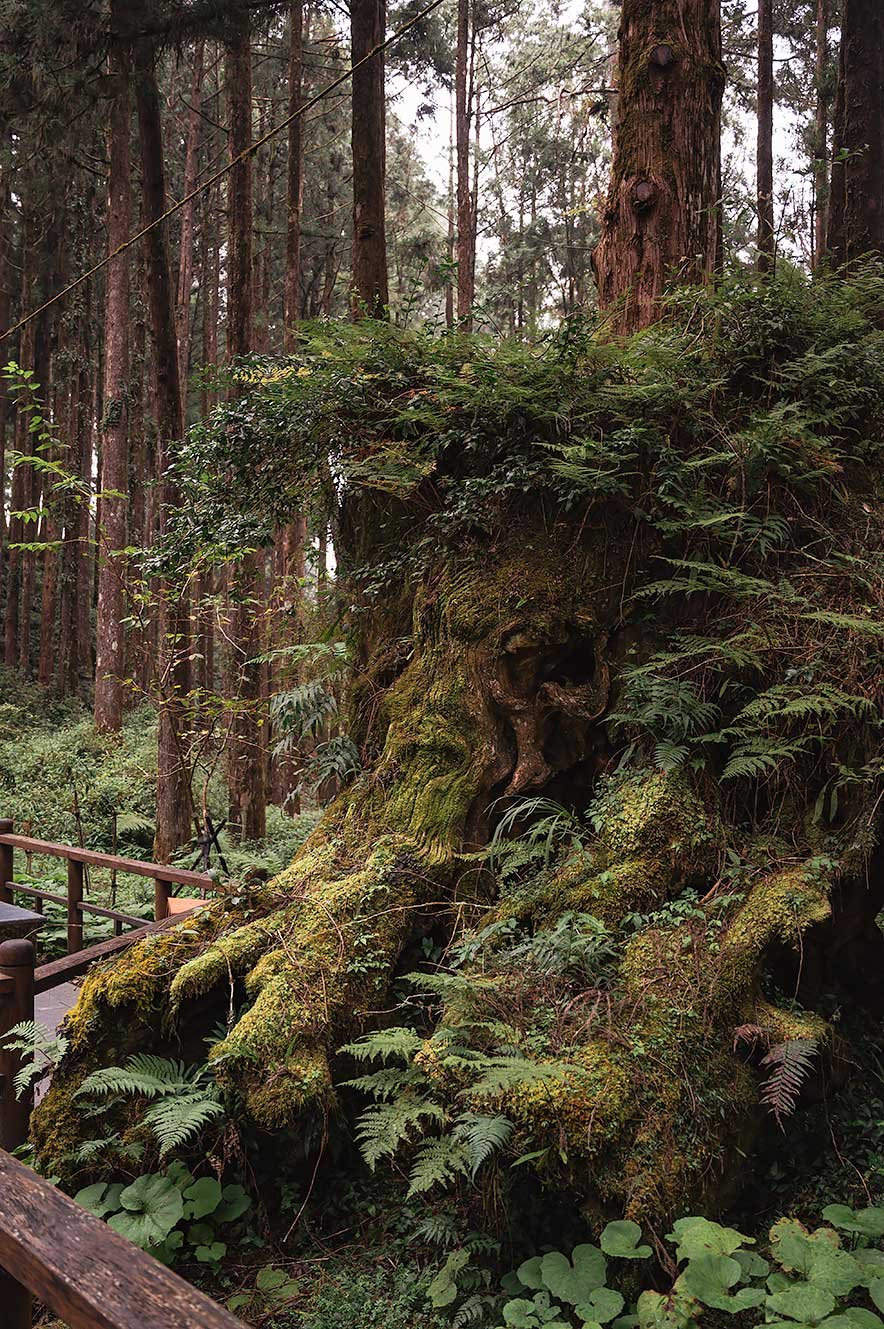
1 1019 69 1098
75 1159 251 1268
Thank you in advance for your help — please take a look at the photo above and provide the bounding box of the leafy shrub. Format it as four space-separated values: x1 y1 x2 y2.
436 1209 884 1329
75 1160 251 1268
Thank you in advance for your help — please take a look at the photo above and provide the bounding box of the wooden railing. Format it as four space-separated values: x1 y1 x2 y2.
0 818 213 954
0 937 243 1328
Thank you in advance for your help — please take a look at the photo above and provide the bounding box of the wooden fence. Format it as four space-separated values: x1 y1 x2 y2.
0 826 239 1326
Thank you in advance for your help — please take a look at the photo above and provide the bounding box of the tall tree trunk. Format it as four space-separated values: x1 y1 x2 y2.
813 0 832 267
285 0 304 345
272 0 309 811
57 302 91 696
4 220 35 670
226 17 267 842
134 32 194 861
827 0 884 266
0 152 10 579
455 0 474 326
350 0 389 318
592 0 725 334
756 0 775 271
94 52 131 730
175 39 205 397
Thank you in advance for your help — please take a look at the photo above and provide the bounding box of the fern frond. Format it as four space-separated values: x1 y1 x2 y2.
341 1028 425 1064
75 1054 196 1100
143 1095 225 1156
760 1038 818 1126
452 1112 513 1176
353 1097 446 1169
407 1135 471 1195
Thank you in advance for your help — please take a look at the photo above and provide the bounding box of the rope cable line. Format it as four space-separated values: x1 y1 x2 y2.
0 0 445 347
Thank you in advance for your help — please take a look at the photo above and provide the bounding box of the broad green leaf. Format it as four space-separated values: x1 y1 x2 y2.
541 1245 607 1305
108 1174 184 1249
601 1221 652 1260
679 1254 765 1313
869 1280 884 1315
822 1311 884 1329
213 1183 251 1224
517 1256 546 1290
183 1177 222 1220
823 1207 884 1240
668 1217 751 1262
74 1182 123 1218
734 1249 771 1279
766 1284 837 1324
575 1288 625 1323
195 1242 227 1264
636 1288 698 1329
503 1298 544 1328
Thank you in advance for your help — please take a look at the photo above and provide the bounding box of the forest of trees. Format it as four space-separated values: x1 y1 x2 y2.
1 0 884 1323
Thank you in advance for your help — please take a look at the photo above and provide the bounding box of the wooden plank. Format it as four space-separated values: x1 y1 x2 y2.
0 1148 244 1329
0 834 211 889
33 911 197 994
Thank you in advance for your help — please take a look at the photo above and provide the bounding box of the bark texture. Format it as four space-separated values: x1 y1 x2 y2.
225 19 267 842
592 0 725 332
756 0 775 271
93 47 131 734
827 0 884 266
350 0 389 318
134 35 194 860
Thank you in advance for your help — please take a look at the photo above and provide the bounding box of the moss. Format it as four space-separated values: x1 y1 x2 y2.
595 769 721 873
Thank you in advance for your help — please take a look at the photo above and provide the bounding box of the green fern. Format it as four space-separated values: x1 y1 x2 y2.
76 1055 225 1157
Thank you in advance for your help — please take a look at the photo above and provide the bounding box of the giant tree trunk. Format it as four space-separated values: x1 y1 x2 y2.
35 509 871 1225
592 0 725 332
134 35 195 860
827 0 884 266
350 0 389 318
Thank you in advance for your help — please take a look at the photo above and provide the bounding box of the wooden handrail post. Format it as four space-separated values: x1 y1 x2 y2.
154 877 172 922
0 819 14 906
0 941 36 1323
67 860 84 954
0 939 35 1150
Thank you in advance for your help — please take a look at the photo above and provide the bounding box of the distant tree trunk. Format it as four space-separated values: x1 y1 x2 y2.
4 222 35 670
57 301 91 696
226 17 267 842
0 157 10 579
94 50 130 732
592 0 725 334
134 33 195 860
350 0 389 318
827 0 884 266
756 0 775 271
198 184 220 700
175 39 205 397
813 0 832 267
455 0 474 326
285 0 304 345
446 98 455 328
273 0 308 811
